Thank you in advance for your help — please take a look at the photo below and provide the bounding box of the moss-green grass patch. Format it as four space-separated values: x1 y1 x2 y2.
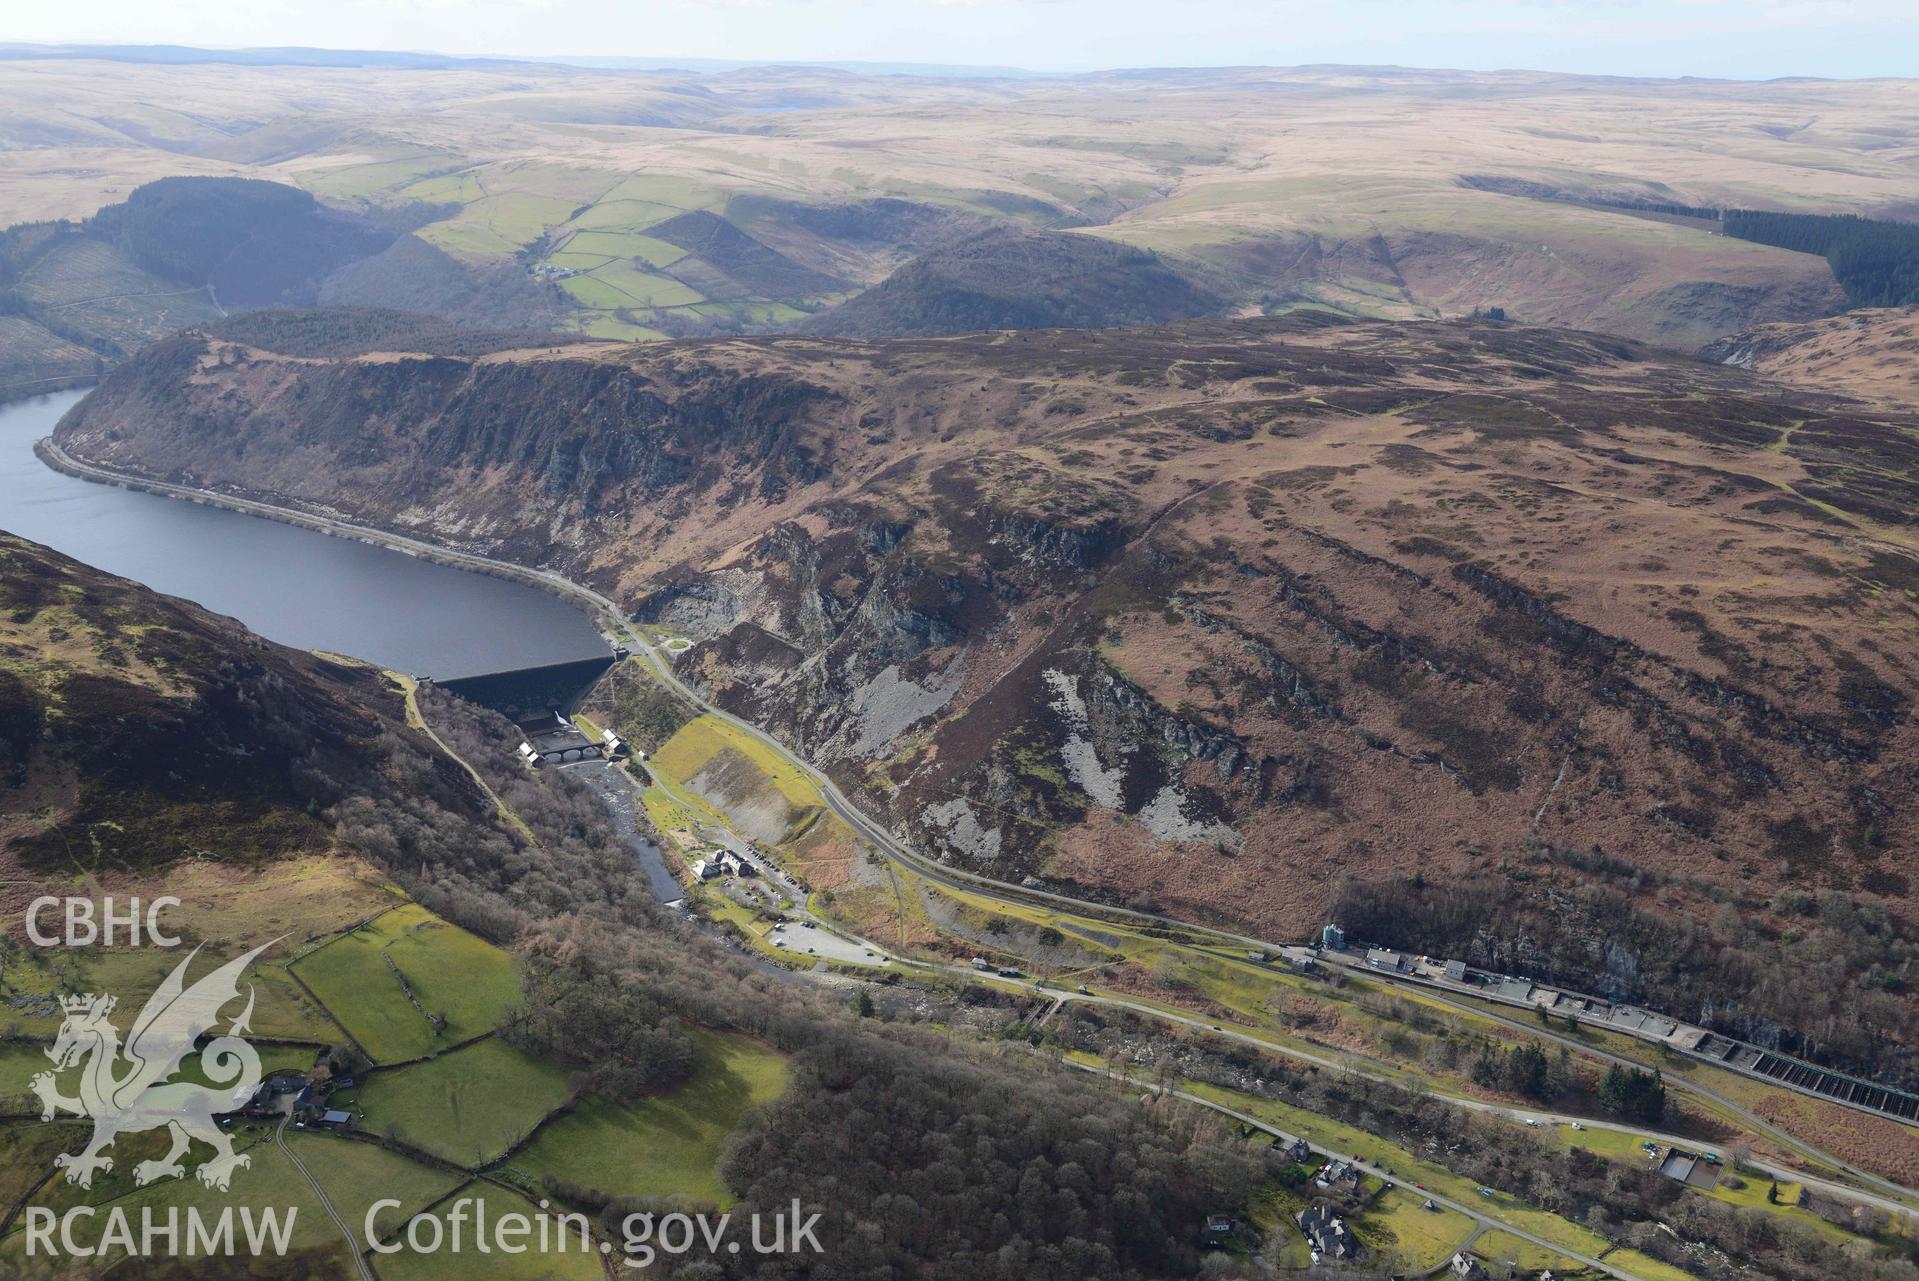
359 1038 572 1169
588 263 703 307
291 903 514 1064
381 910 521 1046
559 230 688 268
1354 1186 1477 1271
292 911 436 1064
507 1030 786 1208
287 1131 464 1249
370 1180 603 1281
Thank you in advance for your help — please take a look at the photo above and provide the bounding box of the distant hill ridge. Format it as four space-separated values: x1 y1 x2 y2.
801 226 1226 337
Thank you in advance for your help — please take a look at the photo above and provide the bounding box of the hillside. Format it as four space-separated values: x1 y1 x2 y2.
0 176 563 392
801 226 1224 337
0 528 1264 1280
3 59 1905 346
58 310 1919 1073
1705 306 1919 407
0 530 483 874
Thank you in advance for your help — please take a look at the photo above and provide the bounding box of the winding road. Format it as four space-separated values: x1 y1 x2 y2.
39 437 1919 1233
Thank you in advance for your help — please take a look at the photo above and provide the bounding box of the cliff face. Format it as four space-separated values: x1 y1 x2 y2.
57 313 1919 939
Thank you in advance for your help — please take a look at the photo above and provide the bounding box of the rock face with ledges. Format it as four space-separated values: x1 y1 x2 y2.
56 311 1919 948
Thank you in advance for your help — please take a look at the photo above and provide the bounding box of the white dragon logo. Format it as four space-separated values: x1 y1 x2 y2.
31 941 277 1192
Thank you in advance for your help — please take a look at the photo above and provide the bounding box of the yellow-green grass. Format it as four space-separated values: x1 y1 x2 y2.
588 262 703 307
565 199 680 231
509 1030 786 1208
304 153 459 200
598 174 727 210
1248 1183 1313 1267
559 230 688 267
1608 1248 1707 1281
399 171 487 204
1355 1187 1476 1271
699 896 797 963
1180 1081 1624 1265
563 314 666 342
0 1032 312 1106
381 908 522 1046
560 274 645 311
3 1126 342 1258
293 910 437 1063
0 1118 90 1208
417 219 522 261
691 301 810 325
1474 1229 1583 1271
1 942 337 1046
655 716 828 820
545 251 615 270
288 1131 464 1249
463 193 581 243
359 1038 572 1169
369 1180 603 1281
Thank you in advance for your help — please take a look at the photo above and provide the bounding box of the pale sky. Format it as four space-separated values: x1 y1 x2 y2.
7 0 1919 79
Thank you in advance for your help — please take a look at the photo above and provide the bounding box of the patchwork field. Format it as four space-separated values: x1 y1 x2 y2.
371 1181 604 1281
509 1029 788 1208
291 903 518 1064
5 58 1910 348
358 1037 574 1167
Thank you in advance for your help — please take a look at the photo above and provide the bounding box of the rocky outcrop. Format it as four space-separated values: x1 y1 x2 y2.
57 310 1919 942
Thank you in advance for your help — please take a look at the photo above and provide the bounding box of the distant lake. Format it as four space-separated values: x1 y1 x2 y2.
0 388 609 678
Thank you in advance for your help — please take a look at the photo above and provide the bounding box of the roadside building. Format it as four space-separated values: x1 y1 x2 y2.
1365 947 1407 973
1450 1251 1487 1278
1317 1160 1362 1196
1296 1205 1358 1262
1321 923 1346 950
1281 1137 1314 1164
1653 1146 1721 1190
1443 958 1469 981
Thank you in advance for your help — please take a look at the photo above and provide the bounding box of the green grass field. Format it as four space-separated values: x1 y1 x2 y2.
1355 1187 1476 1271
371 1181 603 1281
382 911 522 1045
508 1030 786 1208
565 199 680 232
1474 1229 1584 1271
558 230 688 267
560 274 645 310
292 904 516 1064
359 1038 573 1169
0 1126 345 1263
293 912 438 1063
589 262 703 306
288 1131 464 1249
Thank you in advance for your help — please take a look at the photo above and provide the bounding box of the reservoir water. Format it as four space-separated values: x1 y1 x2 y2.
1 386 683 903
0 388 609 678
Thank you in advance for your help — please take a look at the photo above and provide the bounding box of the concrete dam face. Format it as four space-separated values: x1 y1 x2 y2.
433 655 616 725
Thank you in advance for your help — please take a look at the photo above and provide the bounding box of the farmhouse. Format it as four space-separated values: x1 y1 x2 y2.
1316 1160 1362 1195
1295 1205 1357 1262
1450 1251 1487 1278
